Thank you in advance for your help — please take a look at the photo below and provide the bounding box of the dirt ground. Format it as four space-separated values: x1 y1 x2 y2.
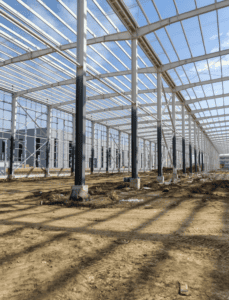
0 169 229 300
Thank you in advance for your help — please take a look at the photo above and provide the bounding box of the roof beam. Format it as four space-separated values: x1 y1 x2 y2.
81 1 229 43
95 111 182 123
197 113 229 121
15 74 229 107
185 93 229 105
14 78 76 97
192 105 229 114
135 1 229 38
51 88 170 108
175 76 229 92
87 48 229 79
0 2 227 69
6 46 229 82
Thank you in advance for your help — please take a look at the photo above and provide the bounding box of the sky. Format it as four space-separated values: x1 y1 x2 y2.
0 0 229 151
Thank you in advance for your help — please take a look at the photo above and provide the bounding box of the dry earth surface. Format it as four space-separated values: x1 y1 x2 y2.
0 169 229 300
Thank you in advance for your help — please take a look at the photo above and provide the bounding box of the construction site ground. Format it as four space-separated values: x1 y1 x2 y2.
0 169 229 300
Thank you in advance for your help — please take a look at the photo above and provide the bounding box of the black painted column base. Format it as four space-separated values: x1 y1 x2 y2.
91 148 94 174
157 125 162 177
194 148 197 173
182 138 186 174
9 136 15 179
106 149 109 173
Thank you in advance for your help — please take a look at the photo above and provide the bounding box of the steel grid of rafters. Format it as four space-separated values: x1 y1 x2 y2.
0 0 229 153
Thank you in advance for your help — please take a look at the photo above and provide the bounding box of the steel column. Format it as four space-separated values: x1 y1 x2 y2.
72 114 76 174
46 106 52 177
182 105 186 174
9 95 17 178
194 122 197 173
118 130 121 172
91 121 95 174
172 92 176 173
131 38 138 179
197 126 200 171
106 126 109 173
74 0 87 186
149 141 152 170
128 133 131 173
189 114 192 174
157 72 163 178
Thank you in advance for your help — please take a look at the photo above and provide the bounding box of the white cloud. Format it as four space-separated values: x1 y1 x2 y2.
210 33 223 40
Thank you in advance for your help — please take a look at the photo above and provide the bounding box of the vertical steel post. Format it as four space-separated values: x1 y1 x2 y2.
155 142 157 170
46 106 52 177
9 95 17 178
72 114 75 174
194 122 197 173
75 0 87 185
131 39 138 179
91 121 94 174
149 141 152 170
172 92 176 175
182 104 186 174
197 126 200 171
189 114 192 175
106 126 109 173
118 130 121 172
143 139 146 172
128 133 131 173
157 72 163 180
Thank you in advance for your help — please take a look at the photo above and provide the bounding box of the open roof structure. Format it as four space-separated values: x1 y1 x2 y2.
0 0 229 154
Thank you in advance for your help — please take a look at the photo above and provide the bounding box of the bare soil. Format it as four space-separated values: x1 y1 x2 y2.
0 170 229 300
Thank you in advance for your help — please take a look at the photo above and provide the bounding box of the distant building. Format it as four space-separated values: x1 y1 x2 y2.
219 154 229 170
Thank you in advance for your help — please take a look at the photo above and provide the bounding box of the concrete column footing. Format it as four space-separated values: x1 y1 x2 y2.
123 177 140 189
157 176 164 184
69 185 89 201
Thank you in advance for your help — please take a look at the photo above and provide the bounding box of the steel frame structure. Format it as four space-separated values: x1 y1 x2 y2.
1 0 227 181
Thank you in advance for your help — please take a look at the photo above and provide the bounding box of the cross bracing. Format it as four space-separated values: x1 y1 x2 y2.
0 0 228 158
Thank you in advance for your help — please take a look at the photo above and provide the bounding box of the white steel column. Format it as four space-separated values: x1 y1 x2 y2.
189 114 192 175
182 104 186 174
9 95 18 178
157 72 163 181
106 126 109 173
142 139 145 172
155 142 157 170
194 121 197 173
149 141 152 170
118 130 121 172
172 92 177 179
46 106 52 177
